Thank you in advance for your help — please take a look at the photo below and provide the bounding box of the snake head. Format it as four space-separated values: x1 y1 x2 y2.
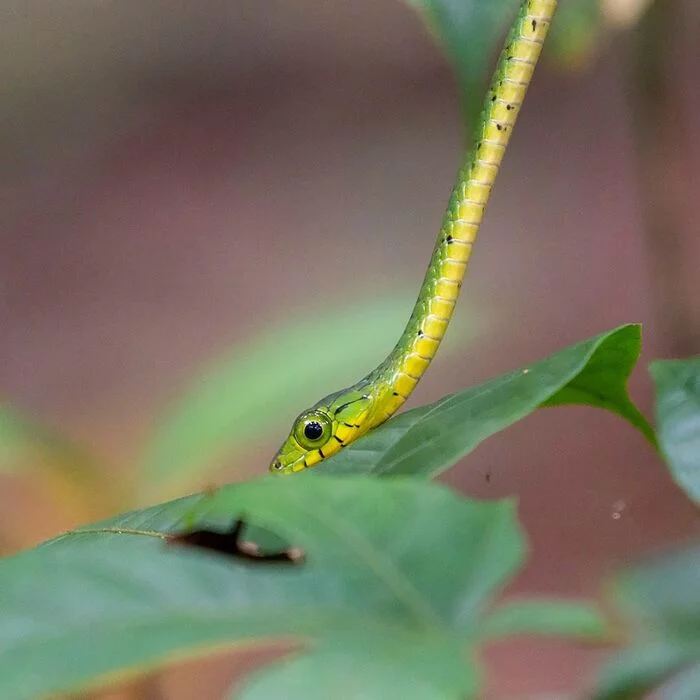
269 389 372 474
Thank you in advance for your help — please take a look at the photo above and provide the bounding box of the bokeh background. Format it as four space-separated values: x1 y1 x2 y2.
1 0 699 697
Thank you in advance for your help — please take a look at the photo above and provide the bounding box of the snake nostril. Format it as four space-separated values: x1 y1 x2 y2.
271 460 282 471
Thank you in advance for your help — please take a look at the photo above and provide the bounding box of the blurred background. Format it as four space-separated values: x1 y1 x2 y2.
1 0 699 697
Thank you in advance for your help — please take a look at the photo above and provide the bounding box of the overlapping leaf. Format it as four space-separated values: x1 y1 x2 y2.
321 324 654 478
650 359 700 505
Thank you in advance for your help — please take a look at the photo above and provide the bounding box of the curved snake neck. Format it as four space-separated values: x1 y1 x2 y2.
271 0 558 473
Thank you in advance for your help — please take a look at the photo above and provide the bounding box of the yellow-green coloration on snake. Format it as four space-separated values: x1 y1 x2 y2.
271 0 557 474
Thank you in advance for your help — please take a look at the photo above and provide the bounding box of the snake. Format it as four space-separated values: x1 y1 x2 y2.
270 0 557 474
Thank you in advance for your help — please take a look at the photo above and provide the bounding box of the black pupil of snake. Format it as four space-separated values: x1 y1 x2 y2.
304 421 324 441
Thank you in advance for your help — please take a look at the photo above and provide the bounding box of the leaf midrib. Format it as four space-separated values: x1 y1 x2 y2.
280 488 447 633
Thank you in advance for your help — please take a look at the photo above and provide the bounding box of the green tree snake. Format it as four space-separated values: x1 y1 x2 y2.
271 0 557 473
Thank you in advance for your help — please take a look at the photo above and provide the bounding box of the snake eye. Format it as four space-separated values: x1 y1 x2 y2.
303 421 323 441
294 410 332 450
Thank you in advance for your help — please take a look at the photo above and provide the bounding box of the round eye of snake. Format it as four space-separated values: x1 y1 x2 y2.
294 410 332 449
303 421 323 441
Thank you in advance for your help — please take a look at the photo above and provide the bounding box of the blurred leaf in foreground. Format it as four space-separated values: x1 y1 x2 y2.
0 476 604 699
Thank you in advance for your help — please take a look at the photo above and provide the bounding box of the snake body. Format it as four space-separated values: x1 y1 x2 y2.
271 0 557 473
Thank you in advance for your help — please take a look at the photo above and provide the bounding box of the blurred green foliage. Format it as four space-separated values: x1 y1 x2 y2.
595 542 700 699
141 294 476 500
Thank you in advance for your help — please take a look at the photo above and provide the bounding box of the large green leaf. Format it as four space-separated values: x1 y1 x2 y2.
403 0 519 132
0 477 519 699
142 295 476 497
0 476 603 699
594 543 700 699
650 359 700 505
320 325 654 478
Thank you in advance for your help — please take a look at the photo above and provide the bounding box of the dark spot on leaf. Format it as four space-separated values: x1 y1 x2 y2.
168 518 305 564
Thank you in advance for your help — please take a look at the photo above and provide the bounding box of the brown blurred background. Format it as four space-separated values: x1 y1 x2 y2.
1 0 699 698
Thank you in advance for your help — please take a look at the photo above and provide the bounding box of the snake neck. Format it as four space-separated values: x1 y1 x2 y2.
366 0 556 427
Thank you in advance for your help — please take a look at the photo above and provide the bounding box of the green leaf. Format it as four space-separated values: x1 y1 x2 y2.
615 543 700 640
142 295 477 497
659 662 700 700
593 643 698 700
0 405 38 471
321 324 654 478
650 359 700 505
541 326 655 443
0 403 105 505
0 404 82 474
546 0 602 68
481 599 609 641
403 0 520 132
594 543 700 699
234 634 479 700
0 476 522 699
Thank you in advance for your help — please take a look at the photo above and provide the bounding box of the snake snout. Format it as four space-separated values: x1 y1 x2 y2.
270 459 283 472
